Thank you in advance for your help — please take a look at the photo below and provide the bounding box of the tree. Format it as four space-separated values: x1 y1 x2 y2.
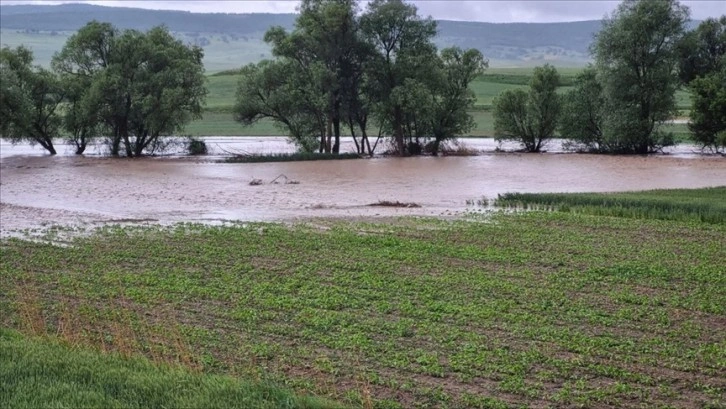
263 0 365 154
593 0 689 154
425 47 487 155
493 64 560 152
0 46 64 155
235 59 326 152
688 61 726 152
360 0 438 155
678 16 726 84
52 21 116 154
677 17 726 152
559 66 606 152
52 22 207 157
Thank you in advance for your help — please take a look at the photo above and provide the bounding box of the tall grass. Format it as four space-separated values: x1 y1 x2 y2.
496 187 726 224
0 329 340 409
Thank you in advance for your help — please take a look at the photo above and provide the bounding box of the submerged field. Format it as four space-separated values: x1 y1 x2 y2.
1 188 725 408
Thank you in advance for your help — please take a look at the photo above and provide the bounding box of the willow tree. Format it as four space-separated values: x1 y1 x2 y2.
593 0 689 153
52 22 207 157
559 67 606 152
263 0 365 153
235 59 327 152
493 64 561 152
0 46 64 155
52 21 116 154
360 0 438 155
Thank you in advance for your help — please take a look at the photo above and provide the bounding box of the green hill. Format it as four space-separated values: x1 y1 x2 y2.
0 3 603 70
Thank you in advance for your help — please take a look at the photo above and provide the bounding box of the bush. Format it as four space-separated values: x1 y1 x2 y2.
186 137 208 155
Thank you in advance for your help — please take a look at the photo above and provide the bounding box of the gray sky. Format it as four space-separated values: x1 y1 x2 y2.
2 1 725 22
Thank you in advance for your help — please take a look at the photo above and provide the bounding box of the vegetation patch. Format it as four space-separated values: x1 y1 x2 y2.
2 193 725 408
367 200 422 208
495 186 726 224
0 329 338 409
223 152 361 163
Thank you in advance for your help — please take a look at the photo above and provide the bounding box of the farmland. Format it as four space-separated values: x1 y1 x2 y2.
2 188 725 408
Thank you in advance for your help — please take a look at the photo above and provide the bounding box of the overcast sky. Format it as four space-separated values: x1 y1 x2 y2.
3 1 725 23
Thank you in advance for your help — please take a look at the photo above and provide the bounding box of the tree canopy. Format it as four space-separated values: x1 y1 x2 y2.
234 0 484 156
493 64 560 152
592 0 689 154
0 46 64 154
52 22 207 156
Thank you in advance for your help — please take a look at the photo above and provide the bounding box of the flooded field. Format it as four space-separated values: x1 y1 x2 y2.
1 137 724 234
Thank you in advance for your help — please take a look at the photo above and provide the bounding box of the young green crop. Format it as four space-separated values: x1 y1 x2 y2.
2 203 724 408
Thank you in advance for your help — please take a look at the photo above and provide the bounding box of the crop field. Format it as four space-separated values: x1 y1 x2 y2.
2 189 725 408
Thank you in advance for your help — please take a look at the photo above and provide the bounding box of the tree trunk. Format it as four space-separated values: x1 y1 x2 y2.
363 128 372 157
432 139 441 156
349 119 360 154
394 106 404 156
333 117 340 154
36 136 56 155
326 117 333 154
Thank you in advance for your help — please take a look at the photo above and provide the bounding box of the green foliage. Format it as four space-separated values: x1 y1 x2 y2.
496 187 726 224
426 47 488 154
559 66 605 151
186 137 208 155
688 64 726 152
678 16 726 85
52 21 208 157
234 60 324 152
493 64 560 152
0 329 339 409
0 45 63 154
361 0 438 155
593 0 689 154
2 196 726 408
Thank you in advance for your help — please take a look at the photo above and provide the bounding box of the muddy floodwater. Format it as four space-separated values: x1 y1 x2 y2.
1 137 724 234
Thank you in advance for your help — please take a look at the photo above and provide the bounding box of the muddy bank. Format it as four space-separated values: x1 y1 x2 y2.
1 142 724 234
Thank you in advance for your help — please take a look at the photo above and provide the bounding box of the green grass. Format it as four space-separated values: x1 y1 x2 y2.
0 329 339 409
2 189 725 408
496 187 726 224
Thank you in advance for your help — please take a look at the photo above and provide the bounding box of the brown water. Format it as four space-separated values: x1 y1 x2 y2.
1 138 724 234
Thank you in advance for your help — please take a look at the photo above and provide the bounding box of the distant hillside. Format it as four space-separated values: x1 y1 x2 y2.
0 3 607 70
0 4 297 34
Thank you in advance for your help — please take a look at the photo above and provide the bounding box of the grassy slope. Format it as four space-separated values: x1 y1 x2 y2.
2 190 725 408
0 329 338 409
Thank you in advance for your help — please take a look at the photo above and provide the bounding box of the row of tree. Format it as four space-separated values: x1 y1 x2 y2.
0 22 207 156
234 0 487 156
494 0 726 154
1 0 723 156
